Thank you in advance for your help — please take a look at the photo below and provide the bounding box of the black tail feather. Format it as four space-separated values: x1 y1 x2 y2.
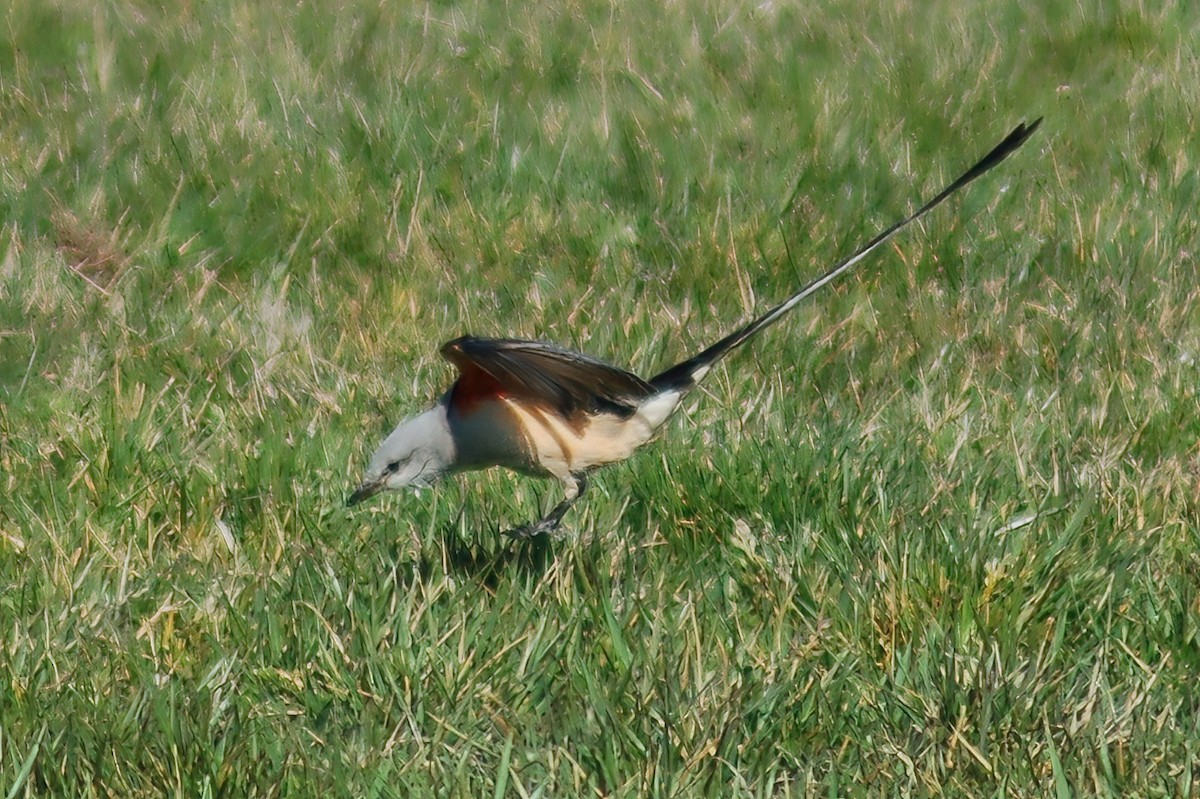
650 118 1041 391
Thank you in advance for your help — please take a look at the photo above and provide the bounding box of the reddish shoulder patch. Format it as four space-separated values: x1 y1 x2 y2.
450 368 506 415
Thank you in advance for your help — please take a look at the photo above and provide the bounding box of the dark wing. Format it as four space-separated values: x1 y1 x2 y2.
440 336 654 418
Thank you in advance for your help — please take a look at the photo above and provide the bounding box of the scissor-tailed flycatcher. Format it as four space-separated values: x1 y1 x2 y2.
349 119 1041 537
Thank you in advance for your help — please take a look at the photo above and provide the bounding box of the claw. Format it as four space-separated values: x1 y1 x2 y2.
503 519 558 539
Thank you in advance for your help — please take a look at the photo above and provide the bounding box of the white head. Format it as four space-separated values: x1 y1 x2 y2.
347 406 457 506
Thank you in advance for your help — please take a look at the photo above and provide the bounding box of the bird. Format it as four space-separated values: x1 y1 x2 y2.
348 119 1042 537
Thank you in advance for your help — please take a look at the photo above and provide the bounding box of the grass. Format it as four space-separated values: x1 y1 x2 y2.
2 0 1199 795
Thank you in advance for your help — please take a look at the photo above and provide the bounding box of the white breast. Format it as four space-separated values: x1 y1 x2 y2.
447 397 539 474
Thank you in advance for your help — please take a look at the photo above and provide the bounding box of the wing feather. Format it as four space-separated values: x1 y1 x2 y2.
441 336 653 419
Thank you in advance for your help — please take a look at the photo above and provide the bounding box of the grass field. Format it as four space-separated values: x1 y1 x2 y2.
2 0 1199 795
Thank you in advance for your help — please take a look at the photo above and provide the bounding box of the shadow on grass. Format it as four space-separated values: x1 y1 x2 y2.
308 498 561 592
417 522 558 590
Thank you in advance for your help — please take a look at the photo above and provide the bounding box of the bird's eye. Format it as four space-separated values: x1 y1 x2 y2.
386 460 402 474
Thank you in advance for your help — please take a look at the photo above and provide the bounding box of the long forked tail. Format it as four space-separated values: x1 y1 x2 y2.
650 119 1042 391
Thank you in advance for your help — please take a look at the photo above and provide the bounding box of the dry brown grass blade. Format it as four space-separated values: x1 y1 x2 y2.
52 208 129 293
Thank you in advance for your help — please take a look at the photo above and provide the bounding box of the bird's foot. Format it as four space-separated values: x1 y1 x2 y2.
503 518 562 540
503 478 584 540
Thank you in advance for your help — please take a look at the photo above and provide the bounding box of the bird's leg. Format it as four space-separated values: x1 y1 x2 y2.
505 473 589 539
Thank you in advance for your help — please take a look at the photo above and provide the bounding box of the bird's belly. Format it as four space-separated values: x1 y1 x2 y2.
505 402 661 476
449 394 676 480
448 399 541 474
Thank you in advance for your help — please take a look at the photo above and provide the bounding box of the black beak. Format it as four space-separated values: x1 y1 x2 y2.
346 481 382 507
